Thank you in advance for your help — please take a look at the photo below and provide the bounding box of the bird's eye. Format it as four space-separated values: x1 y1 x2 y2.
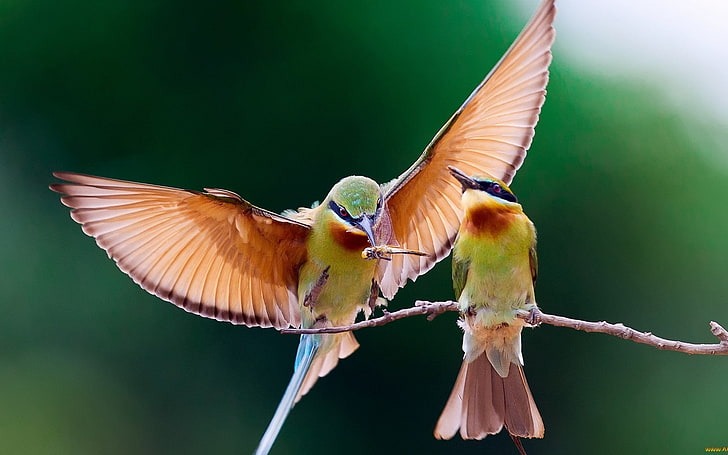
328 200 353 220
492 183 502 193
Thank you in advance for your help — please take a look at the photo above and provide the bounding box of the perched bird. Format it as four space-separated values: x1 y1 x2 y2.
434 166 544 444
50 0 554 452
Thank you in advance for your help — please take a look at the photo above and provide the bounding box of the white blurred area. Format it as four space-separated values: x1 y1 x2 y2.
516 0 728 128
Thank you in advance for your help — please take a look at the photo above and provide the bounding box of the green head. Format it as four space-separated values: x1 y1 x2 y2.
326 176 383 246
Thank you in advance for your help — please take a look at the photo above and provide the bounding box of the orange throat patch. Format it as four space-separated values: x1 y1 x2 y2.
462 204 517 237
328 220 371 252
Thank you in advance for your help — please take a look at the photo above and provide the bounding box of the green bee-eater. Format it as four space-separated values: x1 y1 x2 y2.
434 166 544 442
50 0 554 452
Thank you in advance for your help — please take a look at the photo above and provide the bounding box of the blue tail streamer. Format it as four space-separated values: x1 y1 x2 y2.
254 334 320 455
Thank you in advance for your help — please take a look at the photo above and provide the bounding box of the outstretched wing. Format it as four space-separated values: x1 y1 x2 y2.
378 0 556 298
51 172 310 329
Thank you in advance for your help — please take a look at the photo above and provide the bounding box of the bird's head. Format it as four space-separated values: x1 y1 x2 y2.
324 175 382 248
448 165 519 206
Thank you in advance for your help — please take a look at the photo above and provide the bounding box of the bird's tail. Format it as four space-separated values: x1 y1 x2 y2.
295 331 359 402
433 352 544 440
255 332 359 455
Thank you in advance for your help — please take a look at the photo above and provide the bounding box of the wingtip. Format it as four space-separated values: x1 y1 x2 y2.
50 171 71 192
51 170 67 179
51 170 83 181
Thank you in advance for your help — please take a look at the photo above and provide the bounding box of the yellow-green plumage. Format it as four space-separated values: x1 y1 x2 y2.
455 188 537 375
301 177 380 327
435 168 543 441
256 176 384 455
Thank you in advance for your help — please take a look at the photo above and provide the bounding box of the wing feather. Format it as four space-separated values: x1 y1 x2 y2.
51 172 310 329
378 0 555 297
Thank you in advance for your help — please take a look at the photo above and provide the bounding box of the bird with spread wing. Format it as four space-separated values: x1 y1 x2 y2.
51 0 555 453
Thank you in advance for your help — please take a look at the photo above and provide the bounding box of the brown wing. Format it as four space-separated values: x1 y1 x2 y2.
51 172 310 329
378 0 556 298
529 242 538 286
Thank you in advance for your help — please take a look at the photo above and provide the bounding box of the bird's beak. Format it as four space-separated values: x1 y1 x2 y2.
354 216 377 247
448 165 479 191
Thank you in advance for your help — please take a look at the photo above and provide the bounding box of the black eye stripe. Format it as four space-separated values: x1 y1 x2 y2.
476 180 518 203
329 199 381 222
329 200 358 222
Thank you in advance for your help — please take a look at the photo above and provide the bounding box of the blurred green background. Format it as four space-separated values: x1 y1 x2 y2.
2 0 727 454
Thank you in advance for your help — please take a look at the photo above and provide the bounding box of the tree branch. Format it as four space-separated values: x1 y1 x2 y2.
279 301 459 335
518 308 728 355
279 300 728 356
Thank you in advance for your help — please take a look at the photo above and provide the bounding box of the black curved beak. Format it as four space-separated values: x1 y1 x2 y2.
354 215 377 247
448 165 479 191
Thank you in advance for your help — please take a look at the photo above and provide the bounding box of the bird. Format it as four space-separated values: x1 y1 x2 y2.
433 165 544 446
50 0 555 453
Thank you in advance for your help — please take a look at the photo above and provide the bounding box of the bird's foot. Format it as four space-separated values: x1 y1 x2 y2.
524 307 542 327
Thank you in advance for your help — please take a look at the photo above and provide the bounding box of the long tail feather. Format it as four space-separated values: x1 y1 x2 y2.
503 362 543 438
255 335 320 455
255 332 359 454
434 353 544 440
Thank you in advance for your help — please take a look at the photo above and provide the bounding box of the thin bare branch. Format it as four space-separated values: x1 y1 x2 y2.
279 301 459 334
517 308 728 355
279 300 728 356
